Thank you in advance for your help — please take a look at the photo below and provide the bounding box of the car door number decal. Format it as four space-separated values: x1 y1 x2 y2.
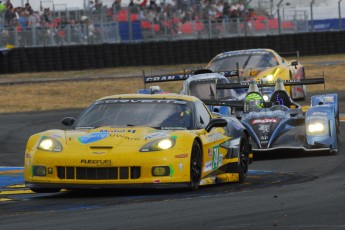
212 146 222 170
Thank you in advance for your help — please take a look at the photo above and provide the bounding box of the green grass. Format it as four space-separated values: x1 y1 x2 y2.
0 54 344 113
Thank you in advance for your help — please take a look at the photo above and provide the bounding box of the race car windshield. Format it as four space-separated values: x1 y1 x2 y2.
73 99 193 130
207 53 278 71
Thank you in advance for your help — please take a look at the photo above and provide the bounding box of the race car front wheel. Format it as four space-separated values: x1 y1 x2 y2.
189 141 202 191
238 133 250 182
224 133 249 183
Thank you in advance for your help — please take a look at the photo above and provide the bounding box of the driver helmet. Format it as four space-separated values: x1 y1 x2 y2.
244 80 264 110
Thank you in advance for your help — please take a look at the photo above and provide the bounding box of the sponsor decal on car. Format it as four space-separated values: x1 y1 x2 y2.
261 136 269 140
212 146 219 169
98 99 187 105
100 129 136 133
248 110 286 119
203 161 213 173
161 127 187 130
204 146 224 173
306 116 327 121
178 163 183 172
208 148 213 158
258 125 271 134
252 118 277 124
217 50 269 59
312 112 327 116
145 74 192 82
212 146 223 170
80 159 112 165
170 164 175 177
207 132 223 142
78 132 110 144
109 134 140 141
145 132 169 140
323 96 335 103
92 151 106 154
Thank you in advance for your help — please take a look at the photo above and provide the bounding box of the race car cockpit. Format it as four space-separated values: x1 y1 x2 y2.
269 78 300 110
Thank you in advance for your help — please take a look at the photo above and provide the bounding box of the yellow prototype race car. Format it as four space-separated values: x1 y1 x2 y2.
25 94 252 192
206 48 306 100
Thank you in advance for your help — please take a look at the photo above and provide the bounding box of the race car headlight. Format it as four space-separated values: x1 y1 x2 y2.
266 74 274 81
307 122 326 135
38 138 63 152
140 137 176 152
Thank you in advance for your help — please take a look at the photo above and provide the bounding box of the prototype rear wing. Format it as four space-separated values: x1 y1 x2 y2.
143 70 239 84
202 99 244 108
144 73 192 84
201 77 325 111
216 78 325 90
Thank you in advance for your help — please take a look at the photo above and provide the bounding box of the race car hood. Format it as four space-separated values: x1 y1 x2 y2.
42 127 179 149
239 67 289 82
241 67 266 79
242 110 289 148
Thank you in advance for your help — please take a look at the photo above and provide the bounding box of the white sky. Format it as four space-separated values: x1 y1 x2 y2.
9 0 345 20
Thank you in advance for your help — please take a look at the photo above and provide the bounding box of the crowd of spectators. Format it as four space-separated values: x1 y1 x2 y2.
109 0 256 34
115 0 253 25
0 0 258 46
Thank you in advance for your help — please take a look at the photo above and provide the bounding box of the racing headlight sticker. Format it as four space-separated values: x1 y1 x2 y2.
38 137 63 152
140 137 176 152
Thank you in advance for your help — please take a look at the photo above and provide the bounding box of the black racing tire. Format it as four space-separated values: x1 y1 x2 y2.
189 141 202 191
238 133 250 183
30 188 61 193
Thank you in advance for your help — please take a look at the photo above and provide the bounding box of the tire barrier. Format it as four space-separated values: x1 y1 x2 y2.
1 31 345 74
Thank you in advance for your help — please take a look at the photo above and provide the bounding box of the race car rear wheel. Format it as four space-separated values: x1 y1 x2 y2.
189 141 202 191
30 188 61 193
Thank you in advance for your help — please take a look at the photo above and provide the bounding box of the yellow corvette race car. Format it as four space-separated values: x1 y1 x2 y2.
206 48 306 100
25 94 252 192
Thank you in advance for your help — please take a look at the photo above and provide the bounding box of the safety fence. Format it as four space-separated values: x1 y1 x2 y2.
3 5 345 47
0 4 310 47
1 16 302 48
0 30 344 74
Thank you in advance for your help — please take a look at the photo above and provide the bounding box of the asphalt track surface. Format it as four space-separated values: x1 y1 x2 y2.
0 104 344 230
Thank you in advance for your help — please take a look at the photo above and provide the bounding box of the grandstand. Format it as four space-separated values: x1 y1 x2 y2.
1 0 344 47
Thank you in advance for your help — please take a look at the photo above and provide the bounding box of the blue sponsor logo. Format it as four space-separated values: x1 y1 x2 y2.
78 132 110 144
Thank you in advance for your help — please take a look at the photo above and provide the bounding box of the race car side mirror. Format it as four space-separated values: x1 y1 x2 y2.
291 60 298 69
205 118 227 132
61 117 76 127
